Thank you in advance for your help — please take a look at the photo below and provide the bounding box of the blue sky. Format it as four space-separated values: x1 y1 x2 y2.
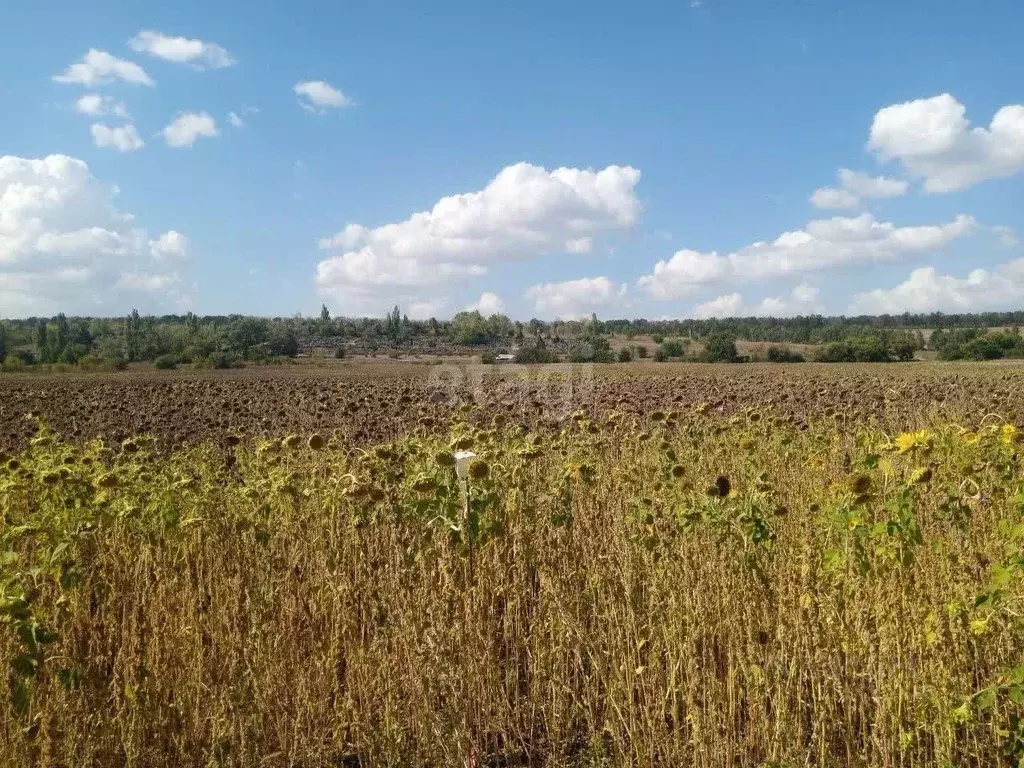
1 0 1022 320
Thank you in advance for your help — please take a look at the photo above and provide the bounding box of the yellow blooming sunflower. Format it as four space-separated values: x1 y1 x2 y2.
1002 423 1019 445
894 429 933 454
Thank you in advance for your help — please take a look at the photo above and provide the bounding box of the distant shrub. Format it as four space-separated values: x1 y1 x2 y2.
480 351 496 365
79 353 127 371
817 342 858 363
181 343 216 363
701 332 739 363
617 347 633 363
568 337 614 363
653 347 668 362
938 330 1024 361
104 354 129 371
764 345 805 363
633 345 648 359
659 340 686 358
154 354 179 370
1 354 25 373
514 346 556 364
816 330 916 362
266 328 300 358
334 346 346 359
196 352 243 370
58 344 89 365
964 337 1005 361
651 334 665 344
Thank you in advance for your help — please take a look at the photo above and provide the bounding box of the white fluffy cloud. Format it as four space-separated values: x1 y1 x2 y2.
809 187 860 210
149 230 189 260
851 261 1024 314
74 93 129 119
693 292 744 319
994 225 1020 248
524 276 625 318
869 94 1024 192
755 281 824 316
810 168 909 209
407 298 448 320
692 282 823 319
467 291 506 315
294 80 351 113
90 123 144 152
0 154 189 315
637 212 974 300
316 162 641 313
53 49 154 87
129 30 235 69
637 249 725 299
162 112 219 147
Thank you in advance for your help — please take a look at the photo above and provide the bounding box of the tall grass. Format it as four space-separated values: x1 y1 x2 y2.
1 409 1022 766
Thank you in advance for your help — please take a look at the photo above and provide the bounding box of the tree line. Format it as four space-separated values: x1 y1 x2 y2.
1 306 1023 371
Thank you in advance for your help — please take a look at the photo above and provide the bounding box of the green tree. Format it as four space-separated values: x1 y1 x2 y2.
54 312 70 355
569 336 614 363
659 340 686 358
385 305 403 339
514 345 555 364
701 332 738 363
320 303 331 323
450 311 490 345
124 309 142 362
226 317 269 359
765 345 805 363
267 325 300 357
0 323 6 364
35 319 49 362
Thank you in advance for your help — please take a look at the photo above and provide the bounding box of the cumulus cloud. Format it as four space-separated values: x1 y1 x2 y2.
162 112 219 147
129 30 235 69
755 281 824 316
524 276 625 318
851 261 1024 314
693 292 744 319
869 93 1024 192
90 123 144 152
994 225 1020 249
692 282 823 319
637 212 975 300
637 249 725 300
53 49 154 87
809 187 860 210
467 291 506 315
407 298 448 320
74 93 129 119
0 154 189 316
810 168 909 209
294 80 351 113
150 230 189 260
316 162 641 313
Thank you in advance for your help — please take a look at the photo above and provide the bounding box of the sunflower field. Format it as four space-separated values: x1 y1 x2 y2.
1 403 1023 766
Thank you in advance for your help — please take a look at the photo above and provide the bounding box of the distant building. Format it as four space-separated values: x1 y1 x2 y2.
495 353 515 363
